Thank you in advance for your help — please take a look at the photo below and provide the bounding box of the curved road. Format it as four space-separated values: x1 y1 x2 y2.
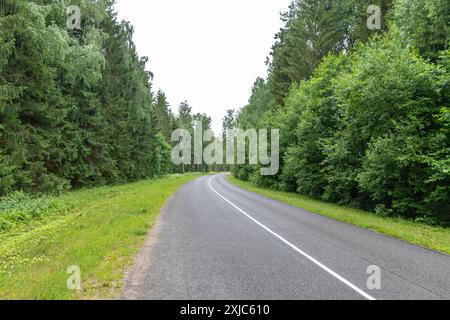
121 174 450 300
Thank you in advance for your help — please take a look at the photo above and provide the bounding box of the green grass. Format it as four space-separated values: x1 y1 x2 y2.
0 173 204 300
228 176 450 255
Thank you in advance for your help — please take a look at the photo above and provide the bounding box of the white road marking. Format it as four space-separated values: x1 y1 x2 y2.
208 175 376 301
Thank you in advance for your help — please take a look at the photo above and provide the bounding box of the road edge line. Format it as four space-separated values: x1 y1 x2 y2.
208 175 376 301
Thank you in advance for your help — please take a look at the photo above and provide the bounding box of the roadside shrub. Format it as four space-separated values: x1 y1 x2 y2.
0 191 74 232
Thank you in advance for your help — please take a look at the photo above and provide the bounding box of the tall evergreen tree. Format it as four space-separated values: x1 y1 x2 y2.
0 0 213 195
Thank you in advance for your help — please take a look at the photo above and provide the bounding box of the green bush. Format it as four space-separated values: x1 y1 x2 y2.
0 191 74 232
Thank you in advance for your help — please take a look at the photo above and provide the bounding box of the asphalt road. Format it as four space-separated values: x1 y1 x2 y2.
121 174 450 300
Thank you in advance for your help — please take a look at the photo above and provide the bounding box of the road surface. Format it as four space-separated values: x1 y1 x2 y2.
121 174 450 300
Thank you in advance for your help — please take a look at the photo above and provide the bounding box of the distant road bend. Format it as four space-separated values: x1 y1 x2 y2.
122 174 450 300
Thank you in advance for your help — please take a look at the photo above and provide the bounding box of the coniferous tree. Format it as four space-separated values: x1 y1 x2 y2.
0 0 213 195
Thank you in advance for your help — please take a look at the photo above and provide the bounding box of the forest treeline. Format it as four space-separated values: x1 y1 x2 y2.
231 0 450 225
0 0 213 196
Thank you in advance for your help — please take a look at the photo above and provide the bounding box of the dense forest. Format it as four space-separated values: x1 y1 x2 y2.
1 0 449 225
0 0 213 196
232 0 450 225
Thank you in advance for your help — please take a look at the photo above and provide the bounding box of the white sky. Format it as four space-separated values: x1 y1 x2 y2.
114 0 292 134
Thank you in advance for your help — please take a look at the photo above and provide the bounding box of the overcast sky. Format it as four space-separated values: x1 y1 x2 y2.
114 0 292 133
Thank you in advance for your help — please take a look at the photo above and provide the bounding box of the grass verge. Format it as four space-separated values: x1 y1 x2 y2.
0 173 204 300
228 175 450 255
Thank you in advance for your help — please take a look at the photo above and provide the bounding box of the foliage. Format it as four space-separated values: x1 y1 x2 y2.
232 0 450 225
391 0 449 61
268 0 394 104
0 0 211 196
0 191 74 232
281 53 350 196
